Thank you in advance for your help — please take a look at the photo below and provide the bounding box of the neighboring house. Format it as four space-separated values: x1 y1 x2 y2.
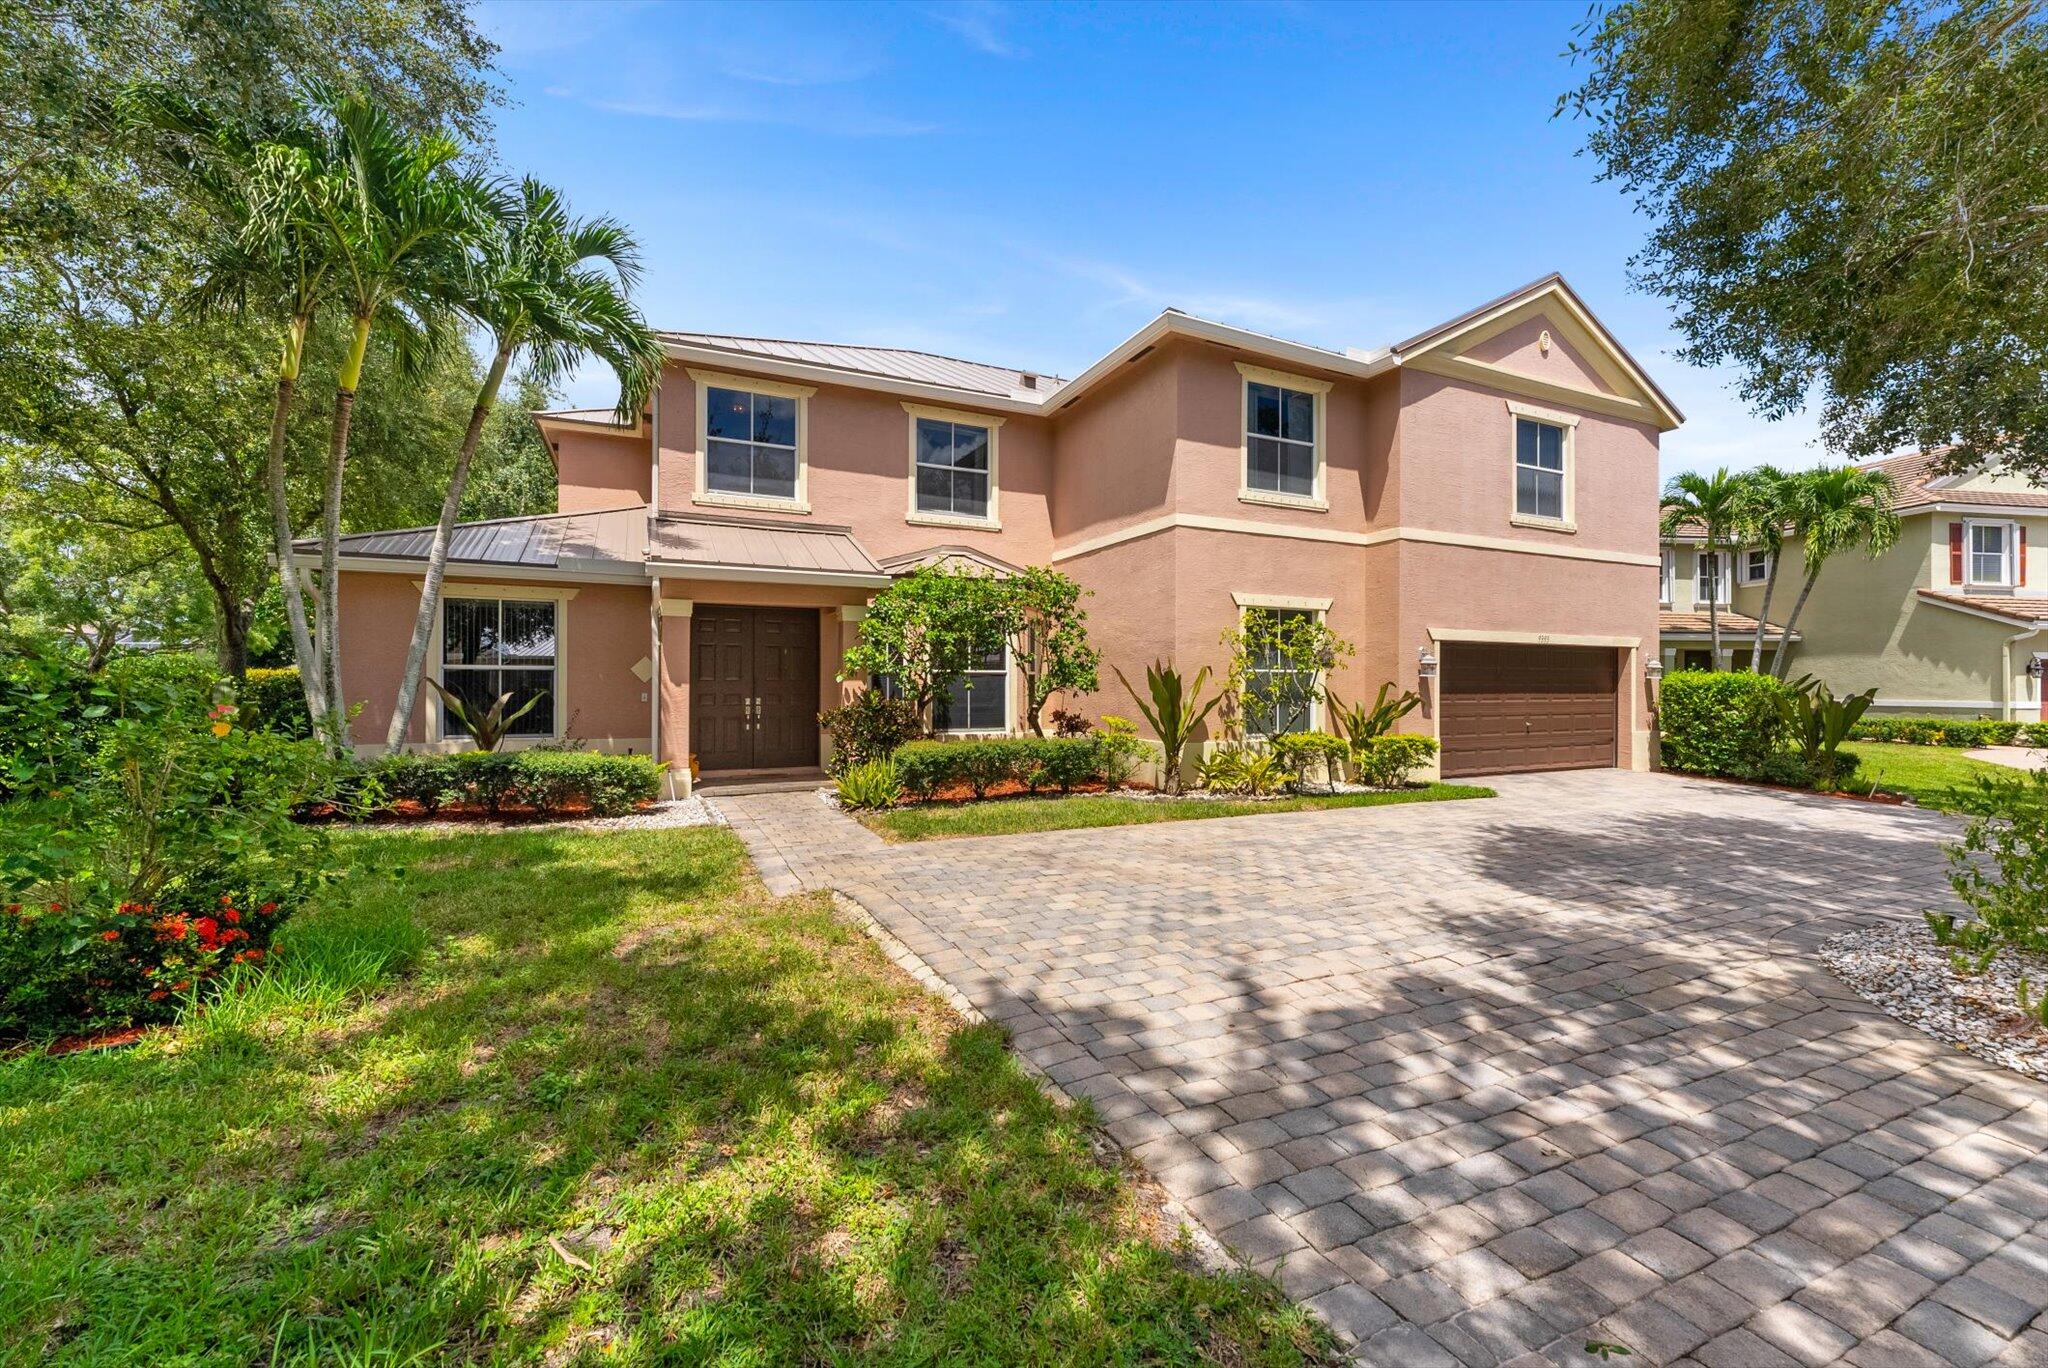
1720 451 2048 719
1657 531 1797 674
304 274 1682 793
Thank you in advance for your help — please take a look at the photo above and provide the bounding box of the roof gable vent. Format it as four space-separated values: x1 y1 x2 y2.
1019 372 1038 389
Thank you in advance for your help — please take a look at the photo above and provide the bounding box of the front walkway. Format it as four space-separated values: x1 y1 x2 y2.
722 772 2048 1367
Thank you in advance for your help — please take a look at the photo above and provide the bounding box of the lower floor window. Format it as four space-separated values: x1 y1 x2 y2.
1245 607 1317 737
441 597 556 737
933 645 1008 732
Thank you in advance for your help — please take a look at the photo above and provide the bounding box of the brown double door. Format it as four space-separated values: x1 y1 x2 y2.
690 606 820 772
1440 643 1619 778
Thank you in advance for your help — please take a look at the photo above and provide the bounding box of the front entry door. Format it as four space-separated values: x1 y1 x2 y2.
691 606 820 772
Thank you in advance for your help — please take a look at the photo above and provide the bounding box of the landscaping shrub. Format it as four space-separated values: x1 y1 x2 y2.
371 753 451 814
891 736 1109 801
1040 737 1103 793
1 659 352 1037
893 741 959 800
1354 734 1438 788
834 759 903 810
1093 716 1146 788
1047 708 1092 737
239 666 313 738
819 690 925 776
1850 716 2024 747
1196 745 1289 796
958 738 1022 797
1657 670 1792 778
1934 771 2048 968
443 750 521 815
365 751 662 818
1270 732 1351 793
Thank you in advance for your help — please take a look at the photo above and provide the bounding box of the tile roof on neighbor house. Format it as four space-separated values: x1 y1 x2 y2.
659 332 1066 404
1659 609 1799 640
1917 590 2048 624
1860 448 2048 513
648 514 890 583
304 507 647 575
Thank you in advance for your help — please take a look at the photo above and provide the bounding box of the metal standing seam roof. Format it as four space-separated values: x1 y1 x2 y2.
660 332 1065 403
649 514 888 580
303 507 647 571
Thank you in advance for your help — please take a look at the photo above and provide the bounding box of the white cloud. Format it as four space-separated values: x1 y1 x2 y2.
564 91 937 138
925 1 1026 57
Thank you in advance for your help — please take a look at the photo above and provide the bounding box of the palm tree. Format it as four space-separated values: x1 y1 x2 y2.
1660 468 1744 669
1730 465 1795 672
1772 465 1901 679
127 90 337 723
300 94 499 747
381 179 664 756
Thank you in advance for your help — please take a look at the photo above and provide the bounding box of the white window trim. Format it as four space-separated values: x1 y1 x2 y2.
1236 361 1331 512
1660 548 1675 606
1694 549 1731 606
420 581 578 748
1964 518 2018 588
1237 602 1325 737
690 367 816 514
902 401 1003 530
1506 399 1579 532
1740 548 1773 584
933 641 1015 736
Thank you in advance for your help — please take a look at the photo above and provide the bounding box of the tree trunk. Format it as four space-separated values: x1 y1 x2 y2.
318 314 373 755
1774 569 1823 680
267 321 325 727
383 344 513 757
215 599 251 680
1750 556 1782 673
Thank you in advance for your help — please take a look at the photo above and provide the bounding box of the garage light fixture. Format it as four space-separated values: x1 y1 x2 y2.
1417 647 1438 679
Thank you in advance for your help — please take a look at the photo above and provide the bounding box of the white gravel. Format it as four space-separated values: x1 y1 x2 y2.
1822 922 2048 1082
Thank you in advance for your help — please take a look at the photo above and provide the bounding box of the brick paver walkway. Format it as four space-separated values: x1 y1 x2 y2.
720 772 2048 1367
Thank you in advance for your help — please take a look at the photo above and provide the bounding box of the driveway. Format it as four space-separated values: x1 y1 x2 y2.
720 771 2048 1367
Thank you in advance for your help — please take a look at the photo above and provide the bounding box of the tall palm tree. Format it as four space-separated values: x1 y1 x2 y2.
1660 467 1744 668
1773 465 1901 679
381 179 664 755
127 90 337 724
300 94 498 747
1730 464 1795 672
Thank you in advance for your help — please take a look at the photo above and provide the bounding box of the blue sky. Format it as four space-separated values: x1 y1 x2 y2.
478 0 1822 478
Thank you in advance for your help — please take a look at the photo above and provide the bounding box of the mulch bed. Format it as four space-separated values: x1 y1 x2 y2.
301 799 653 824
1822 923 2048 1081
903 780 1136 806
4 1024 161 1060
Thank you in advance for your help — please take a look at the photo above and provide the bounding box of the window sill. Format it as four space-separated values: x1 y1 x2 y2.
695 491 811 515
1509 514 1577 534
1238 489 1329 513
1964 582 2016 593
907 511 1002 532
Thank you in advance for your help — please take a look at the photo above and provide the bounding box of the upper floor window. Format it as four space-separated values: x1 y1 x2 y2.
905 404 1002 526
1969 520 2013 586
1695 550 1730 606
692 370 815 512
1742 549 1772 584
1660 549 1675 605
1514 418 1566 521
441 596 556 739
1237 363 1329 508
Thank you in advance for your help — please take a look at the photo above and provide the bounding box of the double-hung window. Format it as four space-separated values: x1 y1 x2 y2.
704 384 800 502
1695 551 1730 606
1969 521 2013 586
1244 607 1317 737
1659 549 1676 606
1743 549 1772 583
913 416 993 521
932 644 1008 733
440 597 556 739
1245 380 1317 499
1514 417 1567 521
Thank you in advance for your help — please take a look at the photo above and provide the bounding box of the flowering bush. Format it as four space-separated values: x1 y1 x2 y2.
1 650 351 1037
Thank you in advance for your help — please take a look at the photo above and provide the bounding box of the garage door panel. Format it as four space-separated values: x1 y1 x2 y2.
1440 644 1618 777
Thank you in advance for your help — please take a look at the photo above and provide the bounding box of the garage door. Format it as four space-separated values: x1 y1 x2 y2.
1439 643 1618 777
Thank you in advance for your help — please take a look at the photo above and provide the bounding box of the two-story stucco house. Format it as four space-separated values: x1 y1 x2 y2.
1656 530 1797 675
308 274 1681 793
1702 451 2048 719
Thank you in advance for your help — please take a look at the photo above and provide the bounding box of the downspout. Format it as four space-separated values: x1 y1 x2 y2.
2002 625 2045 721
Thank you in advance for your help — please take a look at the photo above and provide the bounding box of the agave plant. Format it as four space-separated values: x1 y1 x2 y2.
1780 681 1876 789
1325 681 1421 746
427 679 545 752
1112 661 1223 795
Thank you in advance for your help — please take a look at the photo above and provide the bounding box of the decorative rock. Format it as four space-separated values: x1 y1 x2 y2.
1820 924 2048 1082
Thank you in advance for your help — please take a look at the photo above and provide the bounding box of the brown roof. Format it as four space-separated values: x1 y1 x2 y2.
648 513 889 583
1658 609 1799 640
1861 448 2048 513
1917 589 2048 624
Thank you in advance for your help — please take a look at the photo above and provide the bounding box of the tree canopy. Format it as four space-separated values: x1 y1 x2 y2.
1565 0 2048 476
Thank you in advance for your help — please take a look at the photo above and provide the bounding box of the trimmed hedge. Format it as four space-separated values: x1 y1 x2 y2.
1658 671 1792 778
1849 716 2043 748
367 750 664 817
240 667 313 739
894 737 1112 800
1354 734 1439 788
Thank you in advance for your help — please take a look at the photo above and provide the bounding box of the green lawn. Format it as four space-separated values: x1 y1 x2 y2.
1843 740 2017 811
0 827 1333 1365
862 783 1494 842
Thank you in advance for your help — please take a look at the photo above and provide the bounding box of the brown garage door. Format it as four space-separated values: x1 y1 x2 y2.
1439 643 1618 777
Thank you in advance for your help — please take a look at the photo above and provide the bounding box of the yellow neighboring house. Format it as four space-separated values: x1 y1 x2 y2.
1661 451 2048 720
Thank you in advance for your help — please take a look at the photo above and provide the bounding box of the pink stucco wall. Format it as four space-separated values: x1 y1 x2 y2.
548 426 651 513
1463 315 1617 396
334 572 654 751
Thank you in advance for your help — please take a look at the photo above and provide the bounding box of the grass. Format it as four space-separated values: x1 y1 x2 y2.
1842 740 2016 812
861 783 1494 842
0 827 1333 1366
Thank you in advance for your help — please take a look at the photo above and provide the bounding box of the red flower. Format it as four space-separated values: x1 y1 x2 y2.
100 930 119 942
148 990 168 1002
259 903 278 915
224 909 241 924
171 980 189 992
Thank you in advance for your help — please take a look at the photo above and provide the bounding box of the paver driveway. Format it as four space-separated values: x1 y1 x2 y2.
720 771 2048 1367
